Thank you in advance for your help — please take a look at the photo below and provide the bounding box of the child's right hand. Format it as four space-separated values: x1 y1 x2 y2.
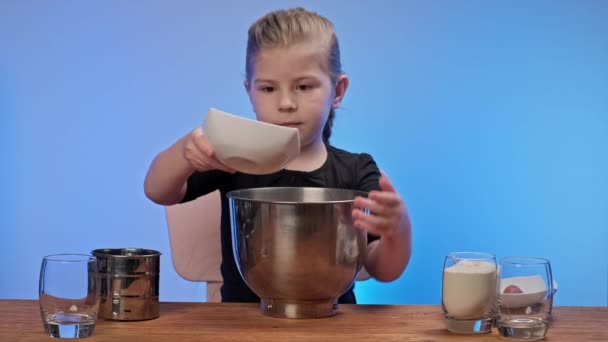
182 127 236 173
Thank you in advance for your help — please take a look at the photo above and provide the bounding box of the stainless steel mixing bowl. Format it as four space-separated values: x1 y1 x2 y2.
227 187 368 319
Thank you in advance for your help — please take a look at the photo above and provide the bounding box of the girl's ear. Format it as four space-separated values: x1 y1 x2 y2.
244 80 253 103
244 80 250 93
332 74 349 109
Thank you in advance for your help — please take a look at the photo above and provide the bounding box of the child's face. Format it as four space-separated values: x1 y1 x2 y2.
245 42 346 147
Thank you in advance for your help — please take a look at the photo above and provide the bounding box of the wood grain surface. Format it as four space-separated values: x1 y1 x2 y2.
1 300 606 341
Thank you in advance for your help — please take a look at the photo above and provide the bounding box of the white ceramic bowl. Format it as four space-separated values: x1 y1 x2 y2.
499 275 558 308
203 108 300 175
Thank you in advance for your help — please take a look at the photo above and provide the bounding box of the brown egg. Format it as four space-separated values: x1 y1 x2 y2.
503 285 523 294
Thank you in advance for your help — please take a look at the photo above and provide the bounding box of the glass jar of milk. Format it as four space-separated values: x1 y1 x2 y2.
442 252 497 334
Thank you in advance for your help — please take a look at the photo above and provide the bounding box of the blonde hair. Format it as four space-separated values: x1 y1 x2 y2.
246 7 342 144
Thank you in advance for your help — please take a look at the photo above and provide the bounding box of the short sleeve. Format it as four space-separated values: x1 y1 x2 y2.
356 153 381 193
181 170 229 203
355 153 382 243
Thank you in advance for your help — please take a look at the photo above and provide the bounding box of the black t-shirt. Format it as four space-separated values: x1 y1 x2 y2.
181 145 381 303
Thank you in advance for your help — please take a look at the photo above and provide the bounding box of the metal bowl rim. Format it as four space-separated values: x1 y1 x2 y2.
226 187 368 204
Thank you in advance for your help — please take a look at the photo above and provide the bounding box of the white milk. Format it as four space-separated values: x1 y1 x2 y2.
442 260 497 319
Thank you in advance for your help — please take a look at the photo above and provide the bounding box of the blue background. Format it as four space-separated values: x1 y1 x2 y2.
1 0 606 306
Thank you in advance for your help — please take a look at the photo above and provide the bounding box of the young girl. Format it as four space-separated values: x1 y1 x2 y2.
144 7 412 303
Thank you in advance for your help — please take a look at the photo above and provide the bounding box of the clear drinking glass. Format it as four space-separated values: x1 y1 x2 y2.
442 252 497 334
39 254 100 338
496 257 553 340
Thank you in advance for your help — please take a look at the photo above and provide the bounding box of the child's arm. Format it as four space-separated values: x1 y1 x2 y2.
352 174 412 281
144 127 235 205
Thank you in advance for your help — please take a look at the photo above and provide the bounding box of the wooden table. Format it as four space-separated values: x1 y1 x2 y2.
0 300 606 341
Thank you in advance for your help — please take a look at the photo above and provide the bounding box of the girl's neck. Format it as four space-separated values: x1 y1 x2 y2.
285 139 327 172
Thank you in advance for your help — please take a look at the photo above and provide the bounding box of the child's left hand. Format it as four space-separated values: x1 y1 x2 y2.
352 173 410 240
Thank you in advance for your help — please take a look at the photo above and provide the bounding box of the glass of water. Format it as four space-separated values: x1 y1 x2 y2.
39 254 100 338
496 257 553 340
